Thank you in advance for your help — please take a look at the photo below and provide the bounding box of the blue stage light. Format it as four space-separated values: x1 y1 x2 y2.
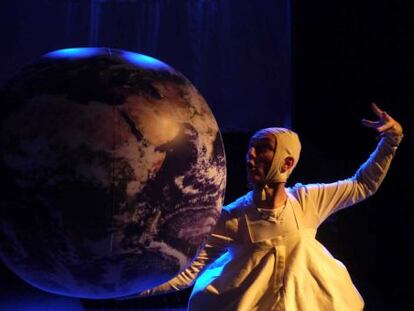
192 251 232 293
45 48 170 71
45 48 105 59
120 50 170 70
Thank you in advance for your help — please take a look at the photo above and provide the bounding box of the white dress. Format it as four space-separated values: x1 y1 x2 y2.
141 133 402 311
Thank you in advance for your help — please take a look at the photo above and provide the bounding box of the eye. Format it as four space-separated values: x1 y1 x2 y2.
248 136 275 154
255 141 273 153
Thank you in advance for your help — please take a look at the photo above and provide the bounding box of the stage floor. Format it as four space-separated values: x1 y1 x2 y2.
0 286 186 311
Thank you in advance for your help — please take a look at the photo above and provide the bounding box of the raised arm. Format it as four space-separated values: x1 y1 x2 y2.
303 103 403 223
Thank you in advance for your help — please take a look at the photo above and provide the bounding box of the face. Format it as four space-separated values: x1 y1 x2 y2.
246 134 276 187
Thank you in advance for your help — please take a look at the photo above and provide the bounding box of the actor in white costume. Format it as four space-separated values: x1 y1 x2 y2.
135 103 403 310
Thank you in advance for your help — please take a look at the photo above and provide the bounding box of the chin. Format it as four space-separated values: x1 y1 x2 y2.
246 176 263 190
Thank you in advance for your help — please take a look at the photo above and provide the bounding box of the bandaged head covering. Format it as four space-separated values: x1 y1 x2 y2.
251 127 301 195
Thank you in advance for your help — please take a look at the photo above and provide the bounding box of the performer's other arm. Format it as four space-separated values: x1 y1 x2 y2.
124 210 232 298
302 103 403 223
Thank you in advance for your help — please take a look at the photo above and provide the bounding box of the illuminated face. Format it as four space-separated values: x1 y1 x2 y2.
246 134 276 187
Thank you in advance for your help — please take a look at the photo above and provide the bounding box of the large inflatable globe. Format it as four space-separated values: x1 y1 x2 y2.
0 48 226 299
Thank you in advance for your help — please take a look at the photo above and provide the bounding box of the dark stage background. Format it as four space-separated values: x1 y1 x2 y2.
0 0 413 310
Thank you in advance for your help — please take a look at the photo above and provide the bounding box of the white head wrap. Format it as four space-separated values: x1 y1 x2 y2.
251 127 301 199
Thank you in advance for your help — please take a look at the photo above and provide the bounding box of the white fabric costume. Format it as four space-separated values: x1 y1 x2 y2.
140 131 402 311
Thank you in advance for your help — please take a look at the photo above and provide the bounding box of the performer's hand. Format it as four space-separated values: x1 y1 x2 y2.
361 103 403 137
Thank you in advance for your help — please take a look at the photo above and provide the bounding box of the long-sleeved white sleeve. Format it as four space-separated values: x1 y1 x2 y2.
301 132 403 223
135 210 232 297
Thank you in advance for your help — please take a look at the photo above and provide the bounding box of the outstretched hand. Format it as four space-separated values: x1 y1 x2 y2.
361 103 403 136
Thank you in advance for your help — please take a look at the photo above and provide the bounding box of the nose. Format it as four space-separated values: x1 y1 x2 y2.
247 146 256 160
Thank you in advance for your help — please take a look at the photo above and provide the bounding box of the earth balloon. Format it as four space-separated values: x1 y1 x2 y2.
0 48 226 299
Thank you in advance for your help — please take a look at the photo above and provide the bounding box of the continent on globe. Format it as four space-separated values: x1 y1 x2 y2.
0 48 226 299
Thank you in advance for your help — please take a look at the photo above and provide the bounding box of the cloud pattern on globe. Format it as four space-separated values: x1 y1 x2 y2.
0 48 226 298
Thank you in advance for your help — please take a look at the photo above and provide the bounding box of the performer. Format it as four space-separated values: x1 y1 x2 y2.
133 103 403 310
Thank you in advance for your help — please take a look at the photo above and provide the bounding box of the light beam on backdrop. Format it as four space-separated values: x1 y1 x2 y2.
0 0 293 132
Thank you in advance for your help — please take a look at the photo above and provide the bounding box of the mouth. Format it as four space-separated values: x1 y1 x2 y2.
246 162 255 170
246 162 258 176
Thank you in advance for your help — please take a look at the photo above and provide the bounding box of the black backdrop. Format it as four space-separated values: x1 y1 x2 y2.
0 0 413 310
292 1 413 309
